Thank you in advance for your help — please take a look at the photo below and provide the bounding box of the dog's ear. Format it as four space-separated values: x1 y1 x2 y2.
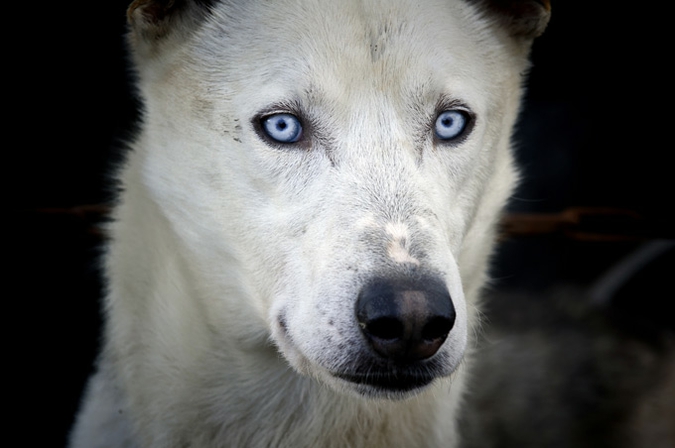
127 0 214 55
475 0 551 38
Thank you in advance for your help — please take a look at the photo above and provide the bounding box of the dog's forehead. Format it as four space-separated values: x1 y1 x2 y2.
199 0 497 105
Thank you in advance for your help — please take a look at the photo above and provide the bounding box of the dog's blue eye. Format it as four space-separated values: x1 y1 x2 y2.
434 110 469 141
261 113 303 143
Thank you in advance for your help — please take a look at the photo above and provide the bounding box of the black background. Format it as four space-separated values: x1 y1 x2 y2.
10 2 672 446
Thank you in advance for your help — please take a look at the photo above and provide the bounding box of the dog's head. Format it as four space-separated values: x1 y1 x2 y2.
126 0 549 399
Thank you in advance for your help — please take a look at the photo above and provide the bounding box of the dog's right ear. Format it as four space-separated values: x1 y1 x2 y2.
127 0 215 57
474 0 551 39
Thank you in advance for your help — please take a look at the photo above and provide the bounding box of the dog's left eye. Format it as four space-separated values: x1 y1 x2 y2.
434 110 470 141
261 113 303 143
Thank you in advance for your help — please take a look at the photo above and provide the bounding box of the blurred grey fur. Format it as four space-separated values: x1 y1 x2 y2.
461 241 674 448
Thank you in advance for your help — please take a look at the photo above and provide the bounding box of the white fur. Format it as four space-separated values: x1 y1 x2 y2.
70 0 541 446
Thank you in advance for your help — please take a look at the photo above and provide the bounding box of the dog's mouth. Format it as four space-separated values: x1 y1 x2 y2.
330 356 449 397
334 370 435 393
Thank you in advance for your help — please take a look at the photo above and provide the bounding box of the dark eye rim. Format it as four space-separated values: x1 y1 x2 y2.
432 103 475 145
253 106 311 149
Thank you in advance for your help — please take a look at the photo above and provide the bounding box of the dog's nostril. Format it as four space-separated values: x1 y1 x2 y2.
366 317 404 341
421 316 454 342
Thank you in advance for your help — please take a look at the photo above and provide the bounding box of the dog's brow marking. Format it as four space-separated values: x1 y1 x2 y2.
385 221 409 239
385 221 420 265
355 214 379 229
388 241 420 265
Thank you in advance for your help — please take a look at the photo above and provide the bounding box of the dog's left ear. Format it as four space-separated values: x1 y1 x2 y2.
476 0 551 39
127 0 215 58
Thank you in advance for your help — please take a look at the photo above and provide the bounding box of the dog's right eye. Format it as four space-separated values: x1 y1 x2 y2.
434 110 471 141
261 113 303 144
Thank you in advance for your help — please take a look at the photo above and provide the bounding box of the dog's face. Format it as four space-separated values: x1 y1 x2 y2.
129 0 547 398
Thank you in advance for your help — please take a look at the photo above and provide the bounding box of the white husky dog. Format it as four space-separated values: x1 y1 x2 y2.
70 0 549 446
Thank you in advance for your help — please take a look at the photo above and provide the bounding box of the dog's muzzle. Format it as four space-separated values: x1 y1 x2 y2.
340 275 455 392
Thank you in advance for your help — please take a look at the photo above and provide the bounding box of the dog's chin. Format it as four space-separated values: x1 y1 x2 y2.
275 340 443 400
329 370 437 400
318 355 454 400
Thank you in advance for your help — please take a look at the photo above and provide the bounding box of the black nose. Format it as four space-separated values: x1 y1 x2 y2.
356 276 455 363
